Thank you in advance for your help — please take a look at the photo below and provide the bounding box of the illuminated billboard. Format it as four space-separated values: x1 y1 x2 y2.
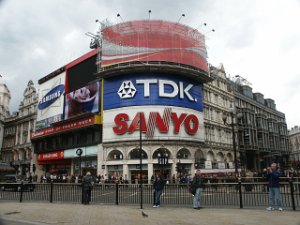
103 73 203 111
103 106 205 143
66 51 97 92
64 81 100 120
36 72 66 130
101 20 208 72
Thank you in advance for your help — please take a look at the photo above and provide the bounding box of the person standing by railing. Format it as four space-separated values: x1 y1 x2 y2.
153 174 165 208
82 171 93 205
192 170 202 210
264 163 283 211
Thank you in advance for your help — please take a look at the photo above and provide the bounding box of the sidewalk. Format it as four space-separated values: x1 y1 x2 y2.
0 202 299 225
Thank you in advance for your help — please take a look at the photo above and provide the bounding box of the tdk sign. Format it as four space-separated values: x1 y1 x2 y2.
104 73 203 111
38 84 64 110
118 79 197 102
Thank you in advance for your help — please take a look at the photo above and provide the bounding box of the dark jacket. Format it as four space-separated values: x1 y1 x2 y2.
193 176 201 189
264 170 281 188
153 178 165 191
83 175 93 190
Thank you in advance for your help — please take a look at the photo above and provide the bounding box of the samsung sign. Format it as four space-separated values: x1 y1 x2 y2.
104 73 203 111
38 84 64 110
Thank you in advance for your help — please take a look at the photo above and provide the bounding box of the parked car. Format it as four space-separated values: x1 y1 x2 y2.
0 175 35 192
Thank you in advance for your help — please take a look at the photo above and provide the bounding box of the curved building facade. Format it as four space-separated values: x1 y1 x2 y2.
97 20 212 181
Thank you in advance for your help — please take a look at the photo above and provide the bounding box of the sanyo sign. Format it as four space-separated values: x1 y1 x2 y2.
104 73 203 111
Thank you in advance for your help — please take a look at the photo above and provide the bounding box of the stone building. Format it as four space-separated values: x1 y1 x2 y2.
0 83 11 153
200 64 235 170
1 81 38 175
289 126 300 169
230 76 289 171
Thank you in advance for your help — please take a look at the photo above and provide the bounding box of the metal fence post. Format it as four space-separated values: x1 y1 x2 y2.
289 179 296 211
19 182 23 203
81 182 84 204
49 180 53 203
115 182 119 205
238 178 243 209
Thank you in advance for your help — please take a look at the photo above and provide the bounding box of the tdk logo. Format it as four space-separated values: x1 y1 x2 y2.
118 81 137 99
117 79 197 102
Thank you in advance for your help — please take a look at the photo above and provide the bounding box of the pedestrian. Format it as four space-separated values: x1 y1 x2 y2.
192 170 202 210
153 174 165 208
82 171 93 205
264 163 283 211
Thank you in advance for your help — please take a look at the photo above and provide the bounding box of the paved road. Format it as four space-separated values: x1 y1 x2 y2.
0 202 299 225
0 218 49 225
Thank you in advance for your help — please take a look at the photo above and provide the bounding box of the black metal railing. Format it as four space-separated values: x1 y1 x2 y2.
0 179 299 210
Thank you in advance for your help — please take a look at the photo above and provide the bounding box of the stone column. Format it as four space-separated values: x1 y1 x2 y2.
15 125 19 145
147 163 153 184
20 123 23 145
171 160 176 178
123 164 129 178
27 120 31 143
97 144 104 175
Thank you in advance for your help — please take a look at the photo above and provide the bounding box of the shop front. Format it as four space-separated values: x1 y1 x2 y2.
37 150 72 177
128 164 148 183
107 165 123 180
64 145 98 176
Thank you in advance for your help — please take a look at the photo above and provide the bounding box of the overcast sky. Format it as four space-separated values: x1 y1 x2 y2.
0 0 299 128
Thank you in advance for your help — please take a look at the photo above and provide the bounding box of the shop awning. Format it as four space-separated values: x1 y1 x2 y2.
37 159 72 165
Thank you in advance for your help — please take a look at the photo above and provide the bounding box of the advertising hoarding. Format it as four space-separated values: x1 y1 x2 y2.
104 73 203 111
66 51 97 92
32 115 98 139
36 72 66 130
37 150 64 161
101 20 208 72
64 146 98 158
103 106 205 143
64 81 100 120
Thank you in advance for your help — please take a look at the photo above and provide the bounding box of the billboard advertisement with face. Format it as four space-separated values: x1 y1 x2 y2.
36 72 66 130
64 80 100 120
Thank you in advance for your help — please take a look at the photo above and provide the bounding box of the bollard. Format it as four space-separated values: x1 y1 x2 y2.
19 182 24 203
289 179 296 211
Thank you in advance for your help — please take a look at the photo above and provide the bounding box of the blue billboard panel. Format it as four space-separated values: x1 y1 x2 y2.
104 73 203 111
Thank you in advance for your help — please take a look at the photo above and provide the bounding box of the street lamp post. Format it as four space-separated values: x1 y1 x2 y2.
76 149 83 176
139 112 143 209
222 110 243 177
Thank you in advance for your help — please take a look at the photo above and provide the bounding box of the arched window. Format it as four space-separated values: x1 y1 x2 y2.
129 149 147 159
177 148 191 159
107 150 123 161
152 148 171 159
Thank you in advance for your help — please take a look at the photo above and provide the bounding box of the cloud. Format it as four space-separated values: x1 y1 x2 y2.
0 0 299 128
